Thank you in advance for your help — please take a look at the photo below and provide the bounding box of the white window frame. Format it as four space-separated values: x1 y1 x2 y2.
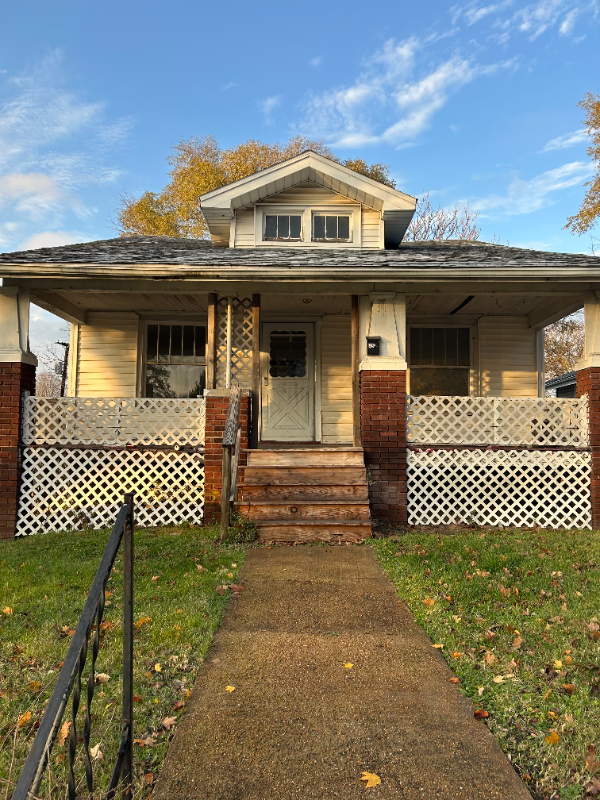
311 211 353 243
140 317 208 399
254 204 361 248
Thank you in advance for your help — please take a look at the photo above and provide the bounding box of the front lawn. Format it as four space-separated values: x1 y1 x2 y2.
374 529 600 800
0 524 244 799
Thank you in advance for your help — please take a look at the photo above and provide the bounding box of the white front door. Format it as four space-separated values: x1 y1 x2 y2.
261 324 315 441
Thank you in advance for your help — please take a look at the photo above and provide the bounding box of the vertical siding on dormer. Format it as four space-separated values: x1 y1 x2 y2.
361 208 383 249
234 209 255 248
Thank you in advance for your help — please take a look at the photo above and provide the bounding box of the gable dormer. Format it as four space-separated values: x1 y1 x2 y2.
199 151 416 250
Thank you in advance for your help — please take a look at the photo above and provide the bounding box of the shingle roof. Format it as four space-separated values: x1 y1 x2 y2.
0 235 598 271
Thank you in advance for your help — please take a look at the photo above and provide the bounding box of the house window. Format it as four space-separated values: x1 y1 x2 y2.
145 324 206 398
312 214 351 242
264 214 302 241
410 327 470 396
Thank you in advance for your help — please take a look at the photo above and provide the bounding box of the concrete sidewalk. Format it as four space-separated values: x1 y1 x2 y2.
152 546 531 799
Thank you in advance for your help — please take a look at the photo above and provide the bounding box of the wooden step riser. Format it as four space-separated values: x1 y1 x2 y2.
243 467 367 486
240 484 369 502
237 503 371 521
257 523 372 544
247 451 365 467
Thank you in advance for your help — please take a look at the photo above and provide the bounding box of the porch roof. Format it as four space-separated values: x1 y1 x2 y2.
0 237 599 281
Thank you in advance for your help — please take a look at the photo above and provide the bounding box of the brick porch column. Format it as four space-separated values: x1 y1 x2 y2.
577 368 600 529
358 292 408 528
0 288 37 539
361 369 408 525
203 389 250 525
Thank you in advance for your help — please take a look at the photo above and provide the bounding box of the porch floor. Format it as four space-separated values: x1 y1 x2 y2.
151 547 531 800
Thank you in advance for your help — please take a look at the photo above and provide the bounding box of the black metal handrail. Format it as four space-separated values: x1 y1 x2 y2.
219 384 242 542
11 494 135 800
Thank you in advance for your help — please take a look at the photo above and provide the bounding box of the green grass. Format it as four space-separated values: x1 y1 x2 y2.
373 529 600 800
0 524 245 799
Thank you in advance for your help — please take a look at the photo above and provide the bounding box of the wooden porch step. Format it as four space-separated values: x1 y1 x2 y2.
247 449 364 467
255 521 372 544
242 466 367 486
240 484 369 502
237 500 370 521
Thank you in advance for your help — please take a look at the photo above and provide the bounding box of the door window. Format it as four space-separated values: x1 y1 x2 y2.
269 331 307 378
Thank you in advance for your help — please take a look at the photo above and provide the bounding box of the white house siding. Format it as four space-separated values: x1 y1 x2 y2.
321 315 353 443
74 312 139 397
262 184 358 206
233 209 255 247
478 316 538 397
361 208 383 249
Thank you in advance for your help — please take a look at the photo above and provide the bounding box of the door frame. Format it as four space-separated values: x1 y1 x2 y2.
259 317 322 443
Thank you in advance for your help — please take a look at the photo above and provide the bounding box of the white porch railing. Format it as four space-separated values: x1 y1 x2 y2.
406 395 588 447
17 397 206 536
406 395 592 530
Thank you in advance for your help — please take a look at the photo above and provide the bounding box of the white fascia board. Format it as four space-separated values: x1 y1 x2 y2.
200 151 416 211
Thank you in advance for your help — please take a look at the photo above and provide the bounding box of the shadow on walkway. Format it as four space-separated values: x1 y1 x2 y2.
153 546 531 799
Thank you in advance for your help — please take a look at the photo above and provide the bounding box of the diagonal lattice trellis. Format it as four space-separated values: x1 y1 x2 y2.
16 447 205 536
406 395 589 447
407 448 591 529
216 296 253 388
22 397 206 447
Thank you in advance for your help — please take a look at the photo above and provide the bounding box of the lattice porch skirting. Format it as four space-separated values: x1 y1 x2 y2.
16 448 205 536
407 448 592 530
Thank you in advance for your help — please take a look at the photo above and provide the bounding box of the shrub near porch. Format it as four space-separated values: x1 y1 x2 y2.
374 530 600 800
0 525 244 799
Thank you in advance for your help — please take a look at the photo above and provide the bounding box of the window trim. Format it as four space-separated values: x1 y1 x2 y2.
407 323 474 397
141 318 207 399
311 212 353 243
263 212 303 242
253 204 362 248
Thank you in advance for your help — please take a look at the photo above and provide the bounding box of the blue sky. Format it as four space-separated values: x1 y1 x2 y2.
0 0 598 356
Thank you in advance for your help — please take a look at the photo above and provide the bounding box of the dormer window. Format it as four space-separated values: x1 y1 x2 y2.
264 214 302 241
312 213 351 243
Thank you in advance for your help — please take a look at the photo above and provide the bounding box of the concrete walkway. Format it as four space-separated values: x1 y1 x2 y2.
153 547 531 799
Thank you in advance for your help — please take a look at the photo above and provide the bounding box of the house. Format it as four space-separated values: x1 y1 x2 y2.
545 371 577 397
1 150 599 541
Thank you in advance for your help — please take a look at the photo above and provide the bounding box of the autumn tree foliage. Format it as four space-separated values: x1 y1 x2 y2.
544 313 584 380
117 136 396 239
404 193 480 241
565 91 600 236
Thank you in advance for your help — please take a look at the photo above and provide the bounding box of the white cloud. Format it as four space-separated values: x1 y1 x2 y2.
19 230 92 251
473 161 594 216
451 0 515 25
298 36 515 147
451 0 591 40
540 128 588 152
260 95 281 123
559 6 580 31
309 57 322 67
221 81 236 91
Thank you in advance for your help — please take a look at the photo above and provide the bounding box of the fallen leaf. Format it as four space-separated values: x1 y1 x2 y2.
230 584 245 592
135 616 152 629
154 663 161 673
28 681 41 692
344 663 354 669
512 636 523 650
18 711 32 727
60 625 75 637
90 743 103 760
360 772 381 788
478 686 485 696
2 606 13 615
95 673 110 685
562 683 575 695
216 586 227 595
225 685 236 693
432 643 444 649
554 659 563 670
492 675 505 684
452 652 462 659
423 597 435 608
151 576 160 581
144 773 154 785
474 708 489 719
543 689 552 701
132 694 142 703
173 700 185 711
57 720 71 746
196 564 206 571
586 745 600 774
545 730 560 745
162 716 177 731
453 615 462 623
449 677 460 684
133 736 155 747
484 651 496 666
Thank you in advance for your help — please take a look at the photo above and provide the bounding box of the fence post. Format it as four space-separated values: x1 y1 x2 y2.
220 447 232 540
122 493 134 800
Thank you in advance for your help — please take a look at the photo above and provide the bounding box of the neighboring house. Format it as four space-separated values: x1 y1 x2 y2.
545 371 577 398
1 150 599 540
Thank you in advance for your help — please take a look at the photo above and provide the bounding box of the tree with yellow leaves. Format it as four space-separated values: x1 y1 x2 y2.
565 92 600 236
117 136 396 239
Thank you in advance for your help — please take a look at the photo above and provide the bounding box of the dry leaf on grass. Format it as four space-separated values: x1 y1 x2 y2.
133 694 142 703
154 663 161 672
2 606 13 615
493 676 505 684
173 700 185 711
57 721 71 746
90 743 103 760
554 659 563 670
562 683 575 695
28 681 41 692
432 643 444 649
474 709 489 719
135 616 152 629
95 673 110 685
360 772 381 788
162 716 177 731
478 686 484 696
449 677 460 684
17 711 32 727
144 773 154 784
545 730 560 745
586 745 600 774
225 685 236 693
423 597 435 608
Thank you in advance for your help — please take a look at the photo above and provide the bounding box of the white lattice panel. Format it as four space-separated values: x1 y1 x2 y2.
407 448 591 529
407 395 588 447
22 397 206 447
16 448 205 536
216 297 253 388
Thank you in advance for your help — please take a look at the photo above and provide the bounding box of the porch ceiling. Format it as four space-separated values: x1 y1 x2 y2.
406 293 581 317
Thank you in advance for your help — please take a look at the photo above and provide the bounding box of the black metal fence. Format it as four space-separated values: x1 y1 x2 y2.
11 494 135 800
